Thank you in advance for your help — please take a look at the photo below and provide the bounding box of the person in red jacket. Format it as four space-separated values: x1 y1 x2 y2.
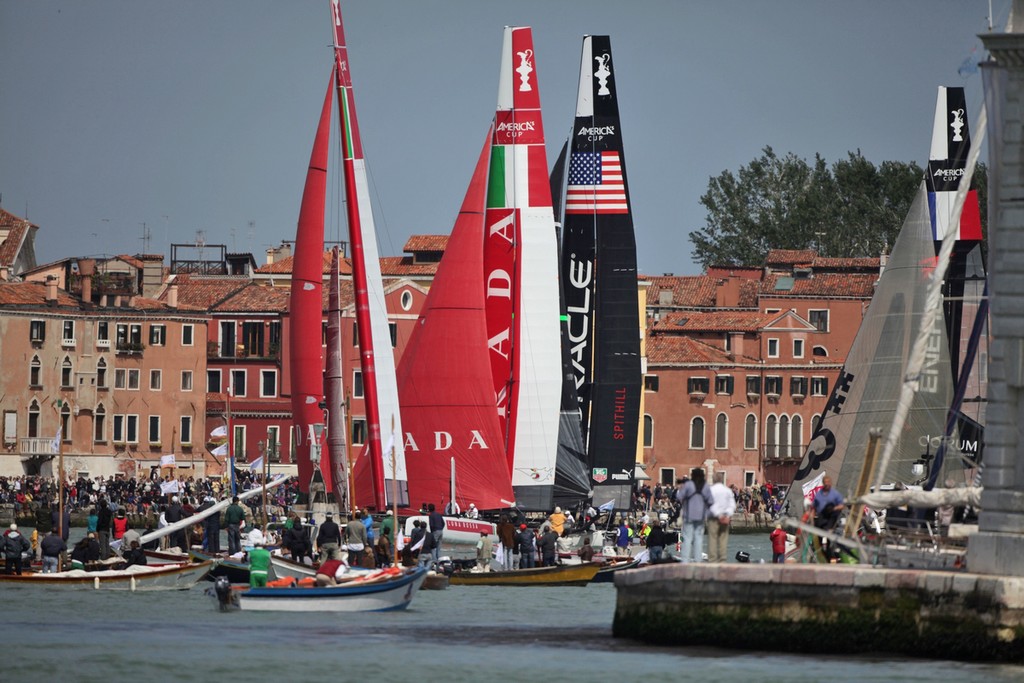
769 522 788 563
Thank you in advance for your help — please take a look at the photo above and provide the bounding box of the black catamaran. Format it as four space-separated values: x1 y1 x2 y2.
554 36 643 511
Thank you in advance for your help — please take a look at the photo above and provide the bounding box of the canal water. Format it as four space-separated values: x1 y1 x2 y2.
5 531 1021 682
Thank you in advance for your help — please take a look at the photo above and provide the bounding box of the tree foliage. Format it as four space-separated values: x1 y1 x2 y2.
689 147 988 269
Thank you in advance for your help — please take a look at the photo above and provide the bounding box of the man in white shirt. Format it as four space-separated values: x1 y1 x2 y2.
707 472 737 563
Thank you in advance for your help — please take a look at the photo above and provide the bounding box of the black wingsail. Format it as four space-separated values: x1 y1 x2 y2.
560 35 642 510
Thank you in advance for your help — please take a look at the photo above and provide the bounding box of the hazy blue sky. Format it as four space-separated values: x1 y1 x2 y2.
0 1 1006 276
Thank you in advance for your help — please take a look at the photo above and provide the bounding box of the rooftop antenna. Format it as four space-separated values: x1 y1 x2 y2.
196 229 207 264
139 221 151 254
248 220 256 251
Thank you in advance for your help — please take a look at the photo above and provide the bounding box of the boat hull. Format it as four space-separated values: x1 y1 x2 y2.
237 567 427 612
189 550 249 583
449 562 601 586
0 560 214 590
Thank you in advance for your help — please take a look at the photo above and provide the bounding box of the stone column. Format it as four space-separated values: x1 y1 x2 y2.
968 2 1024 576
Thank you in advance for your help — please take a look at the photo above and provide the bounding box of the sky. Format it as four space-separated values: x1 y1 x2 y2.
0 1 1008 277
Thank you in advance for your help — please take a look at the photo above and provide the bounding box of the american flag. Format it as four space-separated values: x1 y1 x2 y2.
565 151 628 214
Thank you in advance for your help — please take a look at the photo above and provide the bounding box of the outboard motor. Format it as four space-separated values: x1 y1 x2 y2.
735 551 751 563
213 576 236 611
435 557 455 576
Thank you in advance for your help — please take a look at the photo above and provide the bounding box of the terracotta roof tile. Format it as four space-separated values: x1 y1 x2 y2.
168 274 249 309
644 275 759 308
765 249 817 266
256 251 352 276
646 335 737 365
0 208 34 268
403 235 448 252
0 281 79 307
212 282 291 313
379 256 438 276
654 310 775 333
760 272 876 298
811 256 880 271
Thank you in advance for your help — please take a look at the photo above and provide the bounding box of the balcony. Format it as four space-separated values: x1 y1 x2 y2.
19 438 57 456
96 339 111 348
62 338 77 348
762 444 803 462
116 342 145 355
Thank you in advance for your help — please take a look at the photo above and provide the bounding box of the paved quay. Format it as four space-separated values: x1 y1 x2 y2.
613 562 1024 662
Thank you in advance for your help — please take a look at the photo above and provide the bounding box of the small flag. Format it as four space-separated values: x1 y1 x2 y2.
211 443 228 457
210 425 228 439
598 499 616 513
566 151 628 214
160 454 176 467
249 456 264 471
160 479 180 495
802 472 825 505
50 426 62 454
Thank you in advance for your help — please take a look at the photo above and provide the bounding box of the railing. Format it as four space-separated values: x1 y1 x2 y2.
96 339 111 348
116 342 145 355
762 444 803 461
61 338 77 347
19 438 56 455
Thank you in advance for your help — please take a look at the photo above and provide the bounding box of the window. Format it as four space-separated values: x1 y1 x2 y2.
3 410 16 447
400 290 413 311
715 413 728 449
813 345 828 358
715 375 734 395
60 403 71 442
127 369 140 390
790 376 807 398
765 308 781 315
644 375 659 392
113 414 124 442
94 405 106 442
268 321 281 356
233 425 246 460
29 356 42 387
809 309 829 332
352 321 359 347
148 415 160 444
745 414 757 450
150 369 162 391
767 338 780 358
61 357 73 388
115 414 139 443
791 415 803 459
659 468 676 486
149 325 167 346
765 376 782 396
793 339 804 358
766 415 777 457
687 377 709 396
744 471 756 487
267 425 281 462
30 319 46 343
353 370 364 399
260 369 277 397
643 414 653 448
97 321 110 343
28 400 40 438
746 375 761 396
389 322 398 348
62 320 76 343
96 358 107 389
181 370 193 392
220 321 236 357
115 368 127 390
116 323 143 352
231 370 246 397
352 418 367 445
182 324 194 346
242 321 263 356
811 376 828 396
689 416 705 449
180 416 192 445
207 370 221 393
779 415 791 459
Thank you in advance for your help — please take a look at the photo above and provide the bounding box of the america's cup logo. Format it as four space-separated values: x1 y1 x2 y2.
950 108 965 142
516 49 534 91
594 53 611 96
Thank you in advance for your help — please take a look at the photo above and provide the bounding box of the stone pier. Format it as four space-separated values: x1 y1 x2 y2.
614 563 1024 662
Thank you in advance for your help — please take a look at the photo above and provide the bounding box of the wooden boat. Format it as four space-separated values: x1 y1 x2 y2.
448 562 601 587
590 557 642 584
269 554 315 581
0 560 215 591
189 549 249 583
234 566 428 612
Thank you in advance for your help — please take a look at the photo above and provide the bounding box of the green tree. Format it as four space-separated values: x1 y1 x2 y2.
688 148 986 269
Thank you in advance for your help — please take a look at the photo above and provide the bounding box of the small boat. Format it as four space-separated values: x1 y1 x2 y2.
448 562 601 587
269 554 316 581
232 566 428 612
0 560 215 591
420 571 450 590
189 549 249 583
590 557 642 584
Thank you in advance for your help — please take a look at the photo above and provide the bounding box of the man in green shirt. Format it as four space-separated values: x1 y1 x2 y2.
224 496 246 555
247 542 271 588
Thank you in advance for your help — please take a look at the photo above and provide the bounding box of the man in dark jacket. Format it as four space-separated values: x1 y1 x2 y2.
427 503 445 564
2 524 31 574
224 496 246 554
516 524 536 569
316 512 342 561
646 521 667 562
70 532 101 569
40 527 67 573
165 496 186 552
96 499 113 559
198 496 221 553
537 527 559 567
283 515 312 564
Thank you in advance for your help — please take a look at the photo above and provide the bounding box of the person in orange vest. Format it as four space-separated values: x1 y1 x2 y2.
112 508 130 542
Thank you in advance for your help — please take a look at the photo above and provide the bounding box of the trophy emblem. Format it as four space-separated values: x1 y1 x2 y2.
516 49 534 91
950 108 965 142
594 53 611 96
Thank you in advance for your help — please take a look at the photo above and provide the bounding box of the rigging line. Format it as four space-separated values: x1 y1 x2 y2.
870 102 988 495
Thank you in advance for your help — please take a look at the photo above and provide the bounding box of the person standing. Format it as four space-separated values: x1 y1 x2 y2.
96 499 113 559
316 512 342 561
427 503 445 564
476 531 493 570
645 521 667 562
39 527 66 573
247 542 271 588
344 512 368 567
361 507 375 550
515 524 536 569
198 495 221 553
547 506 567 536
2 524 30 575
165 496 186 552
496 515 516 570
537 526 559 567
676 468 713 563
615 519 632 556
706 472 737 563
770 522 788 563
224 495 246 555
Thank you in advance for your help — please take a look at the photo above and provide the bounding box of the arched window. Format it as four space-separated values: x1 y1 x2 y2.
689 416 705 450
61 356 73 388
813 345 828 357
643 414 654 448
744 414 757 450
766 415 777 458
28 400 40 438
29 355 42 386
96 357 108 389
779 415 790 460
811 414 821 437
61 402 72 442
791 415 803 459
94 404 106 442
715 413 728 449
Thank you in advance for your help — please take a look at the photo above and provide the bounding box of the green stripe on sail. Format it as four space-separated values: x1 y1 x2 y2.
487 146 507 209
340 88 355 158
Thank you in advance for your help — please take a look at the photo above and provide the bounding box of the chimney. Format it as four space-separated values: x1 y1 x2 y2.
0 266 9 281
78 258 96 305
167 284 178 309
715 278 742 308
45 275 58 303
140 254 164 298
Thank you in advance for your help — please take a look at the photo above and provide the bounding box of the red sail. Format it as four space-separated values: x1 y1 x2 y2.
289 72 334 493
397 131 515 511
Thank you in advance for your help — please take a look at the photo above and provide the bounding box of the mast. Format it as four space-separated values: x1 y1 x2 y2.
560 36 642 509
326 246 349 512
484 26 562 511
330 0 406 511
288 72 334 496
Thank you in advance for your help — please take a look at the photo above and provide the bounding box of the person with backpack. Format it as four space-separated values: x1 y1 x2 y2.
675 468 714 563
